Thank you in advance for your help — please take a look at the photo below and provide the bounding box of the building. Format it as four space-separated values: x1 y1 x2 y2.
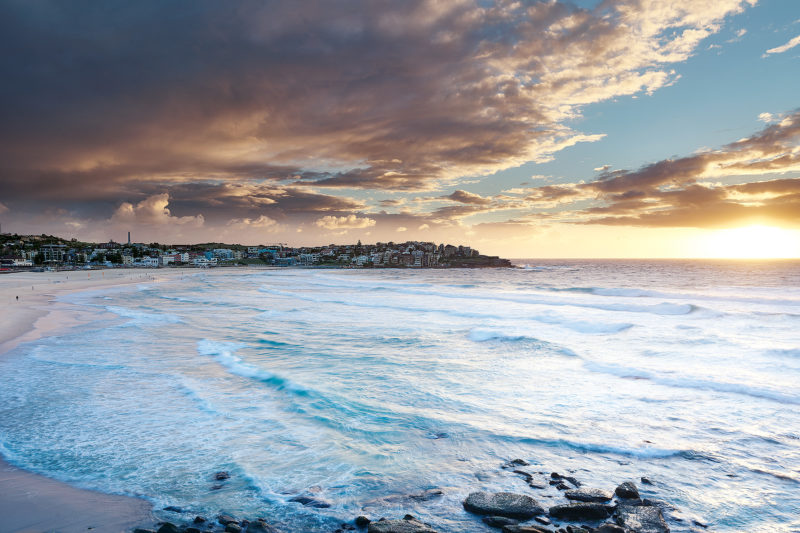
41 244 67 263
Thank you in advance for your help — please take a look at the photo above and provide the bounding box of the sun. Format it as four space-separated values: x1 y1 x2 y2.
699 225 800 259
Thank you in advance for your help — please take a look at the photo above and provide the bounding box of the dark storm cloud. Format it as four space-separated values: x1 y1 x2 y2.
0 1 751 201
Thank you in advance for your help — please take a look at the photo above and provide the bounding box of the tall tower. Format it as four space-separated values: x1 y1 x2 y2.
127 231 131 245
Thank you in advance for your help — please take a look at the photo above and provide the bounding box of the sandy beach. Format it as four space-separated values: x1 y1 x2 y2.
0 268 207 533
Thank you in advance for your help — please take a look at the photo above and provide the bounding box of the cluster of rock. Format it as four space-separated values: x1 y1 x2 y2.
459 477 669 533
131 466 682 533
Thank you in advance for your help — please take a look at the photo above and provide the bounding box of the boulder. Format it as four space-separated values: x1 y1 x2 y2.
463 492 545 519
215 471 231 480
615 505 669 533
225 524 243 533
614 482 640 500
218 515 238 526
565 488 613 503
367 517 437 533
482 516 518 528
549 503 614 521
163 506 183 513
193 516 207 524
594 524 625 533
246 521 279 533
156 524 179 533
355 516 372 527
133 529 155 533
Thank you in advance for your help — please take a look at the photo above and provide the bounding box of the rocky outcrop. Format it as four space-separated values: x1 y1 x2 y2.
564 488 613 503
616 505 669 533
548 502 614 520
463 492 545 519
367 517 437 533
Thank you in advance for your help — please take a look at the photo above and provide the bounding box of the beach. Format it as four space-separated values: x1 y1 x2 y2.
1 262 799 532
0 268 197 533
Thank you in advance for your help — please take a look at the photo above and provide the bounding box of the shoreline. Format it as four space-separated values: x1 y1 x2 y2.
0 268 203 533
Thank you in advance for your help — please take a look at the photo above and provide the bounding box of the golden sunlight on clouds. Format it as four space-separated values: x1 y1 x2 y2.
693 225 800 259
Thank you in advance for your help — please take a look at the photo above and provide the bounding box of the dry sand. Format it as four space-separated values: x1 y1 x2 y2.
0 267 221 533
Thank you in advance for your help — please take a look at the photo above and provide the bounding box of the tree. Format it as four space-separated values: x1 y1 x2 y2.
33 252 44 265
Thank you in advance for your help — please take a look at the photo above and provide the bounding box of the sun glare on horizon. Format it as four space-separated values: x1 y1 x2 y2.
698 225 800 259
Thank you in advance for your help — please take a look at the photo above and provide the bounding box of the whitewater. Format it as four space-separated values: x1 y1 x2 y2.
1 260 799 532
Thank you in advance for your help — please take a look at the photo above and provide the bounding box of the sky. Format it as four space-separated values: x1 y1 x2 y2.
0 0 799 258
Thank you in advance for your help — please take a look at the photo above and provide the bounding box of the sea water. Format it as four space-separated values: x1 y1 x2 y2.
1 261 799 532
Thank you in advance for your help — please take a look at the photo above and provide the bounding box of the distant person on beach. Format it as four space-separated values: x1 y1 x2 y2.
16 295 19 301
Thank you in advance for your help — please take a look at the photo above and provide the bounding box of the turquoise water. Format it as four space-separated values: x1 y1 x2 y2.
1 262 799 532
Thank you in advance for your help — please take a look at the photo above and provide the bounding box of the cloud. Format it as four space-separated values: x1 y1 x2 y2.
418 223 429 230
0 202 8 214
396 226 407 232
0 0 754 201
314 214 376 230
110 193 204 227
227 215 279 229
516 109 800 228
765 34 800 55
445 190 492 205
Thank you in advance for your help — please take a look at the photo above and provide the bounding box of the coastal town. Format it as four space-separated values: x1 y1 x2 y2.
0 232 511 270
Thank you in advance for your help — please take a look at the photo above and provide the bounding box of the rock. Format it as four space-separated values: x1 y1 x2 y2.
615 482 640 500
501 526 551 533
367 517 437 533
463 491 545 519
550 472 580 487
163 506 183 513
408 488 444 501
133 529 156 533
513 470 534 482
692 519 709 528
641 477 653 485
503 459 530 468
556 482 570 491
289 495 332 508
565 488 613 503
185 528 202 533
616 505 669 533
246 521 279 533
194 516 207 524
225 524 243 533
482 516 519 528
219 515 238 525
549 503 614 521
594 524 625 533
355 516 372 527
156 524 179 533
215 471 231 480
533 516 551 525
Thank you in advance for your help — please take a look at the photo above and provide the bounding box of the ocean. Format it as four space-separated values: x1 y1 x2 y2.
1 261 799 532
